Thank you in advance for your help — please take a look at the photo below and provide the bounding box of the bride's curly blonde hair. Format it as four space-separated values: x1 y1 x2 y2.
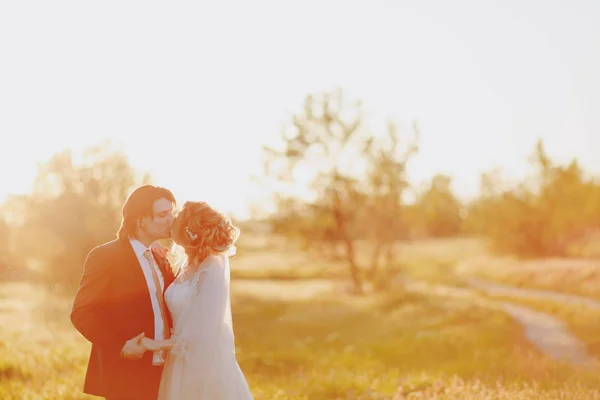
171 201 240 266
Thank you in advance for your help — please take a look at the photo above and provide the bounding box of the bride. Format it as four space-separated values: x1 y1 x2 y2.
142 201 253 399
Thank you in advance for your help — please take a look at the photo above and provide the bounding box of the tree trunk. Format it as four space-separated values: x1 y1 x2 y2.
370 240 383 282
385 241 395 267
343 237 363 294
331 186 362 294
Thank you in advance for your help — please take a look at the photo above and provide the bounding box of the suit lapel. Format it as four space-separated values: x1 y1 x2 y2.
119 238 152 298
121 238 173 291
121 238 176 331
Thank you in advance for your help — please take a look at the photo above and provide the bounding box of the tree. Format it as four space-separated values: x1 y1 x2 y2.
9 142 151 289
261 89 372 293
466 139 600 257
411 174 462 238
260 89 420 293
0 216 9 272
365 121 418 282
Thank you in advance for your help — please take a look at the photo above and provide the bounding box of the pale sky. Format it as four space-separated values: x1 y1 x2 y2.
1 0 599 219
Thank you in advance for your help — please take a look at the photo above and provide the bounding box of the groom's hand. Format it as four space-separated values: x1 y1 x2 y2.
121 332 146 360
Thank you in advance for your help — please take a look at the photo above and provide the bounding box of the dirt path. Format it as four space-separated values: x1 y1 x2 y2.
465 278 599 366
401 278 598 366
500 302 596 365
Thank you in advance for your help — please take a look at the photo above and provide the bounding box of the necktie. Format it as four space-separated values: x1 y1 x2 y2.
143 250 170 365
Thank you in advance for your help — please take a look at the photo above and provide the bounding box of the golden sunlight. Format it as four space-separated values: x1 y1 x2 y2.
2 1 600 399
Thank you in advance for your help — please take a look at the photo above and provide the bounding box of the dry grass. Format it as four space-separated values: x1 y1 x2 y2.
0 281 598 399
457 256 600 300
3 238 600 399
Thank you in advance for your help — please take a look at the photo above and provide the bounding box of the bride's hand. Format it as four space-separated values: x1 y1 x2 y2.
159 338 175 351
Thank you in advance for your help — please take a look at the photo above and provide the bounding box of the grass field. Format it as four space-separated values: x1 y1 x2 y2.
2 237 600 399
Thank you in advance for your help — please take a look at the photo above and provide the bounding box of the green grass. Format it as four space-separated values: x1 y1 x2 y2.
2 281 600 399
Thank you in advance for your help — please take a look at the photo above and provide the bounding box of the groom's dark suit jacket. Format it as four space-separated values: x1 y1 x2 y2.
71 237 175 400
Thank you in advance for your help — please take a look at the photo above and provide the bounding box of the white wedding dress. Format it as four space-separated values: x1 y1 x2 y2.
157 254 253 399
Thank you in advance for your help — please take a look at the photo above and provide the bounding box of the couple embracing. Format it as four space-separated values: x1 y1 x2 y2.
70 185 253 399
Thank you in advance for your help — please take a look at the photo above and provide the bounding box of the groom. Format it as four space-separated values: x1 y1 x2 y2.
71 185 176 399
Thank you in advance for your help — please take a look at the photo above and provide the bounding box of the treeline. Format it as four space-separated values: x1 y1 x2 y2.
258 89 600 292
0 143 151 290
465 140 600 258
2 89 599 293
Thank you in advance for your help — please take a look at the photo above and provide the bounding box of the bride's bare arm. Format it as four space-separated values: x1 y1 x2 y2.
141 337 175 352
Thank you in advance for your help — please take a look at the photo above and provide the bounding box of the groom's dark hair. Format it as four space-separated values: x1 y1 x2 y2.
117 184 176 239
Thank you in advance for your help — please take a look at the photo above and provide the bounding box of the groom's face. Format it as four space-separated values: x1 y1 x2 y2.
140 197 175 240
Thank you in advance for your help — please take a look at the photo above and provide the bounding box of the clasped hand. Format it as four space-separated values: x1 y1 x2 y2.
121 332 175 359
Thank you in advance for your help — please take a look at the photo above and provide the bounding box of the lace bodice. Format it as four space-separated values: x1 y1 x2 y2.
165 279 195 332
165 263 209 332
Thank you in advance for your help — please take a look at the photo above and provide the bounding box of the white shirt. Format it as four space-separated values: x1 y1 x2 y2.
129 238 166 365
